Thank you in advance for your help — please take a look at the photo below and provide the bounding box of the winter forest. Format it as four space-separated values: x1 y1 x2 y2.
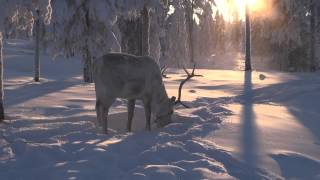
0 0 320 179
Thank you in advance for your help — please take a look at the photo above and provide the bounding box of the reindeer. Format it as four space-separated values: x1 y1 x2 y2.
93 53 176 133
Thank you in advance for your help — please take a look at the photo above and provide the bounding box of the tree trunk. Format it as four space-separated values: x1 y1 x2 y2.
83 45 93 83
245 0 252 71
310 0 317 71
34 10 41 82
158 6 169 67
118 6 150 57
185 0 195 64
141 6 150 56
118 17 141 55
0 32 5 121
83 4 93 83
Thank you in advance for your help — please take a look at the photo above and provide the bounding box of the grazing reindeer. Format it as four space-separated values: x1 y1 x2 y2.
93 53 175 133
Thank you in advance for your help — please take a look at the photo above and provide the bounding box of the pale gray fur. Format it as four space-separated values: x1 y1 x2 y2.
93 53 174 133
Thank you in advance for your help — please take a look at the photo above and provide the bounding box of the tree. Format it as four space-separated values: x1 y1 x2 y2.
118 6 150 57
0 0 51 121
230 6 242 51
34 9 41 82
184 0 195 64
50 0 121 83
166 1 189 68
249 0 316 71
245 0 252 71
50 0 167 83
0 32 4 120
141 6 150 56
214 11 226 54
197 2 216 58
310 0 318 71
157 4 170 67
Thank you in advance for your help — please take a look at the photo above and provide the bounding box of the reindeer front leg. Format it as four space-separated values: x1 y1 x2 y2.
102 107 109 134
127 99 136 132
143 99 152 131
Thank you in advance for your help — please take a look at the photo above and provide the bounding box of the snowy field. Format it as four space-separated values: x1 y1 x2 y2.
0 40 320 180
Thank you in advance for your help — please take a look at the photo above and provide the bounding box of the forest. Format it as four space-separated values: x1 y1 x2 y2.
0 0 320 179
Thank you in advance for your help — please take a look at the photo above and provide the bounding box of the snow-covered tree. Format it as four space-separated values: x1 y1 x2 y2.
163 0 217 67
249 0 318 71
0 0 51 120
197 2 216 58
49 0 168 82
213 11 226 54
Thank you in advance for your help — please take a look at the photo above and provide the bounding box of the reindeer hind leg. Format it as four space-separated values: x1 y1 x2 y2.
100 97 115 134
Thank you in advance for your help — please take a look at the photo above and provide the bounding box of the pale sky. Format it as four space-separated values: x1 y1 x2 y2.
215 0 246 21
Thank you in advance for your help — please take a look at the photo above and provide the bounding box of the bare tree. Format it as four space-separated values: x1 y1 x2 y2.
245 0 252 71
83 2 94 83
310 0 317 71
141 5 150 56
0 32 4 120
34 9 41 82
83 44 94 83
184 0 195 64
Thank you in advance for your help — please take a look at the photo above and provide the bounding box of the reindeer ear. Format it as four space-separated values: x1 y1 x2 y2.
171 96 176 102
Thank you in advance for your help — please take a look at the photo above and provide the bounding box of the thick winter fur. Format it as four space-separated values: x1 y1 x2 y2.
93 53 174 133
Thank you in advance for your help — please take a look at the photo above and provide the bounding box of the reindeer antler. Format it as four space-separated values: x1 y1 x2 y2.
161 65 169 78
174 64 202 108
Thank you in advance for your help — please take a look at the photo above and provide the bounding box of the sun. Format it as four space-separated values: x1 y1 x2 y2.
233 0 270 18
215 0 271 21
235 0 263 11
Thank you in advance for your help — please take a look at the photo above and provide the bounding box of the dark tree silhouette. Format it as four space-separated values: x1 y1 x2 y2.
245 0 252 71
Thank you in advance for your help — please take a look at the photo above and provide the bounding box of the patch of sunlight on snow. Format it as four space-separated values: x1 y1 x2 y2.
55 161 68 167
254 104 316 143
227 104 316 135
224 103 319 156
97 138 123 147
85 139 101 145
164 70 296 103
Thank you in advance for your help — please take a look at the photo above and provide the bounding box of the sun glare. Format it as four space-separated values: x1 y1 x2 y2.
235 0 270 13
215 0 271 21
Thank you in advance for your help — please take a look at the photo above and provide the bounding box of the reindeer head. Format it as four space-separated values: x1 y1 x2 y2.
154 64 199 127
155 96 176 127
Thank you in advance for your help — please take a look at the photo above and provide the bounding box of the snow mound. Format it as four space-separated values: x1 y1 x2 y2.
271 151 320 180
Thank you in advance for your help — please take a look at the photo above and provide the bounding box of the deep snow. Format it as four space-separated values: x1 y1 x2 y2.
0 39 319 180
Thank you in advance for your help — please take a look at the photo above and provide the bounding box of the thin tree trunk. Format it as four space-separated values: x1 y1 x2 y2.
310 0 317 71
158 5 169 67
83 45 93 83
0 32 5 120
185 0 195 64
34 10 40 82
245 0 252 71
141 6 150 56
83 3 93 83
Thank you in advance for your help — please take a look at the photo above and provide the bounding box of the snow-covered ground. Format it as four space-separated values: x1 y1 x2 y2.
0 40 319 179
